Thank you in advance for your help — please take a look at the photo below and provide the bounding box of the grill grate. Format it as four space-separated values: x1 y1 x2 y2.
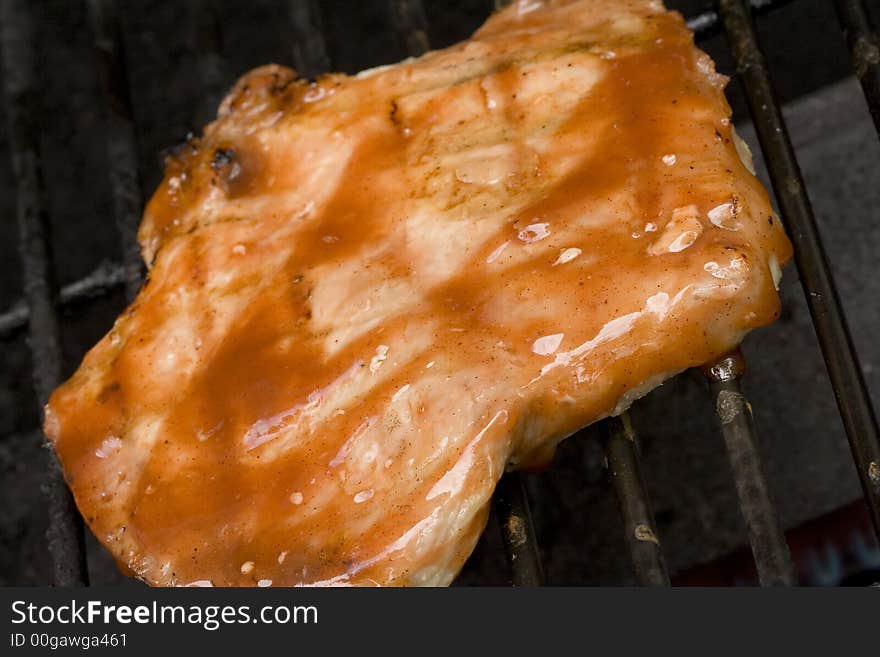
0 0 90 586
89 0 147 304
834 0 880 136
603 414 671 586
717 0 880 540
493 472 545 586
1 0 878 587
703 350 795 585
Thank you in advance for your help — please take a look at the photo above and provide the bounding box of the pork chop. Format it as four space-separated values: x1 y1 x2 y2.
45 0 791 586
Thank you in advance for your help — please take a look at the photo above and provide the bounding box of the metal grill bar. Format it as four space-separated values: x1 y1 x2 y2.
491 0 794 38
686 0 796 38
0 0 89 586
493 473 544 586
704 352 796 586
603 414 670 586
833 0 880 137
390 0 431 57
288 0 332 79
88 0 145 301
0 261 126 338
718 0 880 540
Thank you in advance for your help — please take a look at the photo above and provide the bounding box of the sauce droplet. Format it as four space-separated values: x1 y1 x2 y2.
517 223 550 243
354 489 374 504
553 248 582 265
532 333 564 356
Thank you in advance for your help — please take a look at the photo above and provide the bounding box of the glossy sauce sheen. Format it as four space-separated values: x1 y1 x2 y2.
46 0 792 586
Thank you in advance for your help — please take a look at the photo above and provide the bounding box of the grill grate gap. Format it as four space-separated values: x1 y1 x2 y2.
192 0 226 128
288 0 333 79
390 0 432 57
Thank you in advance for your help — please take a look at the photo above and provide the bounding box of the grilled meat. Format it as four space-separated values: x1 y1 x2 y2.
45 0 791 586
